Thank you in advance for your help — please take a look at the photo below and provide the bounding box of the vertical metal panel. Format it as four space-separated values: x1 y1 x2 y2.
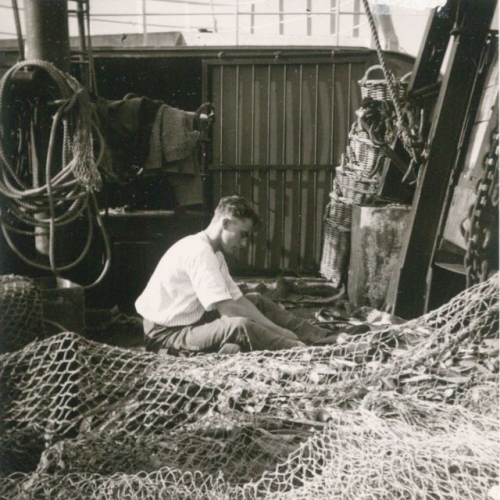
292 64 305 269
316 64 333 164
207 58 364 274
266 66 272 269
301 64 319 270
253 65 270 165
285 65 300 165
211 65 223 202
266 65 286 269
300 65 317 165
238 65 254 265
269 65 285 164
280 65 287 269
284 65 302 269
234 65 240 192
252 65 271 269
221 65 237 196
333 64 350 166
250 65 257 267
329 63 336 165
350 62 365 115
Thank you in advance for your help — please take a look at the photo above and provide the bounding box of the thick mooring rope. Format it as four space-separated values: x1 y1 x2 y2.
360 0 425 170
361 0 403 122
0 60 110 288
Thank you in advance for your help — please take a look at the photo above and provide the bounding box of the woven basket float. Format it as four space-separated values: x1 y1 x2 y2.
358 65 411 101
320 216 351 286
333 168 381 205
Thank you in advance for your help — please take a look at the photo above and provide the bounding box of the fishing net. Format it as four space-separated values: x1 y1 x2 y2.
0 274 498 499
0 274 45 354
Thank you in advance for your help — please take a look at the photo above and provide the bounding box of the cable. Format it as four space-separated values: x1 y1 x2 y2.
0 59 111 289
84 0 98 94
43 318 68 333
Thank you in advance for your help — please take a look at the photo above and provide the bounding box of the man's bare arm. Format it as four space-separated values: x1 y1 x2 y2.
215 296 301 341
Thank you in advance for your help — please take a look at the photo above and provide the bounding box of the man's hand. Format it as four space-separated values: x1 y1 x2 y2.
215 296 299 341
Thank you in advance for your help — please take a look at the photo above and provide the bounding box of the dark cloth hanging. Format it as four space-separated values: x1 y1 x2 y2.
96 95 164 181
143 104 201 174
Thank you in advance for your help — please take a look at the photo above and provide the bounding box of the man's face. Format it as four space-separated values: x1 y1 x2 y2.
220 217 254 255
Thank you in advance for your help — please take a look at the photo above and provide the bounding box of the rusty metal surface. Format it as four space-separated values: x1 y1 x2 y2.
348 204 411 309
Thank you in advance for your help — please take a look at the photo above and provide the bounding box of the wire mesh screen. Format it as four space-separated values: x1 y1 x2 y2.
0 274 498 499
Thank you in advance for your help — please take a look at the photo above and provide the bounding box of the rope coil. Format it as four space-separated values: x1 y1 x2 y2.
0 60 110 288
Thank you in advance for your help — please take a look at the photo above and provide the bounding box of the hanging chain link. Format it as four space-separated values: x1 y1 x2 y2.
464 127 499 288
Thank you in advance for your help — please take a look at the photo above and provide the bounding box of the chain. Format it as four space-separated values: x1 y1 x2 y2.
464 127 499 288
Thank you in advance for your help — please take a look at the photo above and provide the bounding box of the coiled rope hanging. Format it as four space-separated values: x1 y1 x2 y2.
0 59 111 289
360 0 425 170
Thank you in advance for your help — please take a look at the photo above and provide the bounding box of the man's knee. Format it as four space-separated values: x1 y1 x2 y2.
219 316 256 350
222 316 261 338
222 316 256 332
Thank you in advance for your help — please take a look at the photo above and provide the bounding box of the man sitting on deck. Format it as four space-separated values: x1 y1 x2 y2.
135 195 329 354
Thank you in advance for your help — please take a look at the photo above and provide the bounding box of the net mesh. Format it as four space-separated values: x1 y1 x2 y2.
0 274 498 499
0 275 45 354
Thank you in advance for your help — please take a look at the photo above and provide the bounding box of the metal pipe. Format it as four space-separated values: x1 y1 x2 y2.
11 0 24 60
24 0 70 261
330 0 337 35
250 2 254 34
307 0 312 36
210 0 218 32
76 1 87 53
279 0 284 35
353 0 360 38
235 0 239 46
85 10 361 16
24 0 70 72
336 1 341 46
75 0 89 89
142 0 148 46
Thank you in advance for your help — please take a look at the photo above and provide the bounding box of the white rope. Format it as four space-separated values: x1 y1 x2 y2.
0 60 111 288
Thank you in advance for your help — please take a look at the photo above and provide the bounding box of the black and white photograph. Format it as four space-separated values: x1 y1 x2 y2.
0 0 498 498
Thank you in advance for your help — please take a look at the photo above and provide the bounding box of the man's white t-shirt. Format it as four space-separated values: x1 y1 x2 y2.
135 232 242 326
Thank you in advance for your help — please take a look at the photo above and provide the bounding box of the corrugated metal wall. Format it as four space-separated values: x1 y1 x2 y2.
206 57 367 273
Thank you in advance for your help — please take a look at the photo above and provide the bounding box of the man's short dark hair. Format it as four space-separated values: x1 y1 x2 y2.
213 195 261 226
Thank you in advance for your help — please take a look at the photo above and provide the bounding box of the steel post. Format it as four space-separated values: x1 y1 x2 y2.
24 0 71 260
